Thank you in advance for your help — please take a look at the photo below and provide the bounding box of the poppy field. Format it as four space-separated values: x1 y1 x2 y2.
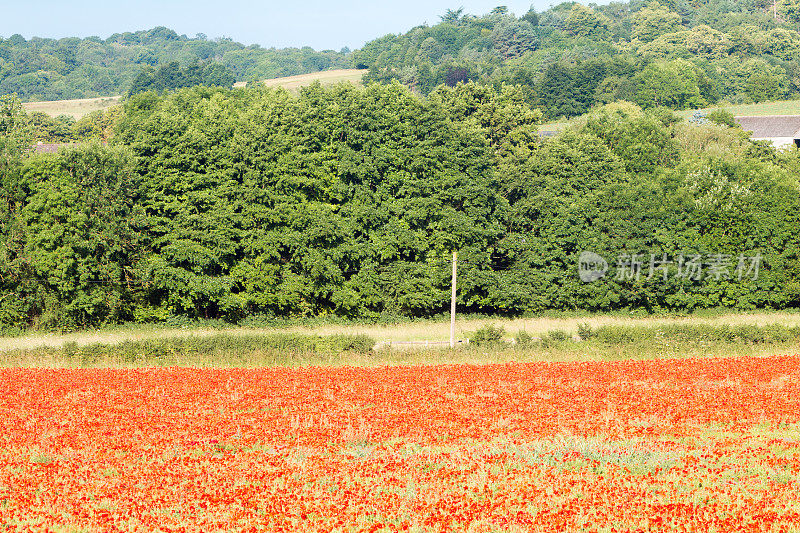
1 356 800 532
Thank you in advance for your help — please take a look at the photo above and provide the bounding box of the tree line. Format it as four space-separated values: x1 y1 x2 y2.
2 83 800 331
355 1 800 118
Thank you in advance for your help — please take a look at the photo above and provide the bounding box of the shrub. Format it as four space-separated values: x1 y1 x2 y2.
515 330 534 347
594 326 653 344
707 108 736 127
470 324 507 347
577 323 594 340
59 333 376 365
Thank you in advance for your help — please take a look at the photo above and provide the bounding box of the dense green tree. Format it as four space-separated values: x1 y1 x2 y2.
633 59 708 109
538 59 609 118
565 5 612 39
745 65 788 102
521 8 539 25
128 61 236 95
779 0 800 23
632 2 683 42
491 20 539 59
114 83 510 319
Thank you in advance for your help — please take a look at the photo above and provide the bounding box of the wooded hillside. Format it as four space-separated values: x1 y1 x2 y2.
0 27 348 101
354 1 800 118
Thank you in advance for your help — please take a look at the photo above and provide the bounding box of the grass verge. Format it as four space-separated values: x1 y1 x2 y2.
2 322 799 367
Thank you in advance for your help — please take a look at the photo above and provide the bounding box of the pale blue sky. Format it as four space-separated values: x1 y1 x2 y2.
0 0 563 51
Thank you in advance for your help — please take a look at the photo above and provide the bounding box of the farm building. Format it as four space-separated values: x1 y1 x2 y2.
32 142 67 154
735 115 800 149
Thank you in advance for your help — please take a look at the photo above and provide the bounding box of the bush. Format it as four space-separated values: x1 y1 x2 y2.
470 324 507 347
592 323 800 346
707 109 736 127
547 330 569 341
577 323 594 340
594 326 652 344
515 330 534 347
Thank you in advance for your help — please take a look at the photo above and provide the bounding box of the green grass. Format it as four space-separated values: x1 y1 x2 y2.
675 98 800 118
5 309 800 356
2 322 798 368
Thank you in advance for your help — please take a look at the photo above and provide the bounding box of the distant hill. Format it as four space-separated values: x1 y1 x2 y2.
0 27 349 101
353 1 800 119
8 0 800 117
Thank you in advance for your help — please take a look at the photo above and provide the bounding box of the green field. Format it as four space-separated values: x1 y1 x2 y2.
675 99 800 118
537 98 800 132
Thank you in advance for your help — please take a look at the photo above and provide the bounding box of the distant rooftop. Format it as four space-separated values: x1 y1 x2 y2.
735 115 800 139
32 142 67 154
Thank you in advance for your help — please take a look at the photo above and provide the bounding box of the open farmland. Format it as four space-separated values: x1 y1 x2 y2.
674 99 800 119
21 96 123 120
1 356 799 531
232 69 367 91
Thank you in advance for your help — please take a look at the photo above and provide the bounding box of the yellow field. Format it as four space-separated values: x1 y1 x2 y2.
232 69 367 91
21 95 123 120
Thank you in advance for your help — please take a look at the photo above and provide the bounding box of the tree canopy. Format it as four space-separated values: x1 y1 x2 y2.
2 84 800 331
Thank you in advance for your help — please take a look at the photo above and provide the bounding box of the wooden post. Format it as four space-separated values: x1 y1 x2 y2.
450 251 457 348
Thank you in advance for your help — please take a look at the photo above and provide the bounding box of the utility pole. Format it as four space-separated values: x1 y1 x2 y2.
450 251 457 348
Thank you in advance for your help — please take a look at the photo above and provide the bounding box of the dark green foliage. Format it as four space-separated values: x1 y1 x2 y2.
521 9 539 26
128 61 236 95
115 82 507 321
538 59 609 119
4 144 141 330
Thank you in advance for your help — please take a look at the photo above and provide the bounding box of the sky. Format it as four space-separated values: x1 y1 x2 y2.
0 0 562 51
